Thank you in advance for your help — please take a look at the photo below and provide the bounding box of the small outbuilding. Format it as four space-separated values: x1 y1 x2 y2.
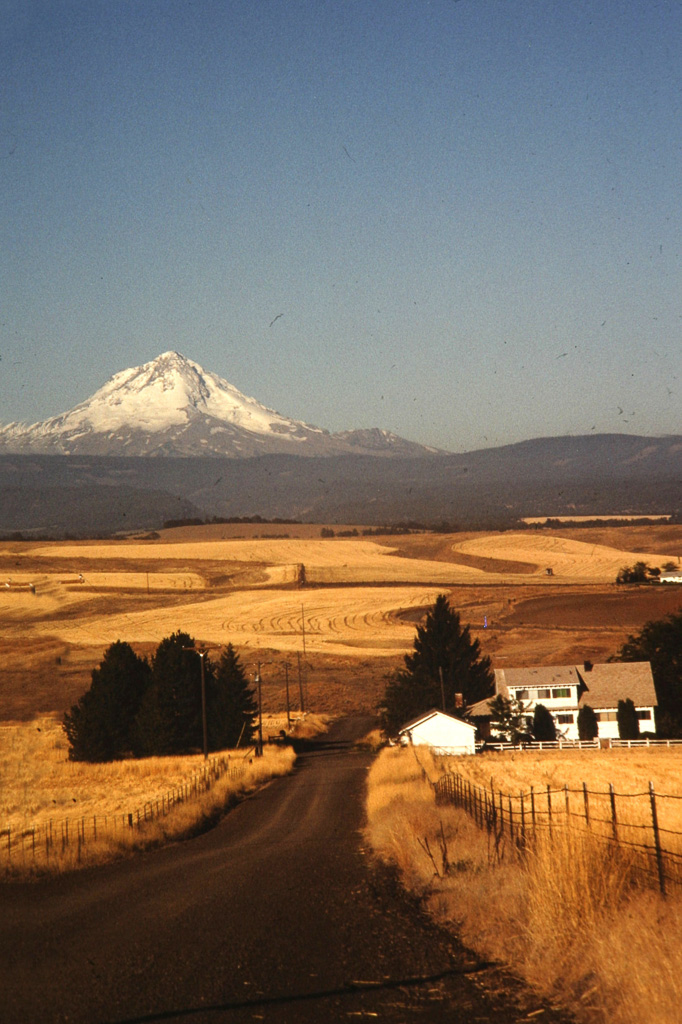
397 709 477 756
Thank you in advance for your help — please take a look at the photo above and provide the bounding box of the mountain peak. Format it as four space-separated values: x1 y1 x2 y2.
0 352 447 459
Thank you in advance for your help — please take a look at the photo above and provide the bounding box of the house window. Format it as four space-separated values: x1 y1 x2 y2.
596 711 618 722
515 689 529 700
536 689 551 699
637 709 652 720
556 713 574 724
552 687 571 698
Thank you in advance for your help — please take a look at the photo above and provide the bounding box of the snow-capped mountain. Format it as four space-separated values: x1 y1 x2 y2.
0 352 445 458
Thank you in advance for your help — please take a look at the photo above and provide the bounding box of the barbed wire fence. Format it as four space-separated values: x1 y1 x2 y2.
434 769 682 896
1 751 254 872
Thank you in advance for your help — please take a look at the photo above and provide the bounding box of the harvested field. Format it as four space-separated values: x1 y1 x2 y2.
2 525 680 720
451 531 669 582
548 523 682 558
26 537 487 584
26 585 443 656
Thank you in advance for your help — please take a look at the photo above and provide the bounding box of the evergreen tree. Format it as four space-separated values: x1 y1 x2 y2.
380 595 493 735
577 704 599 741
63 641 151 761
617 698 640 740
135 631 209 755
208 644 257 749
488 693 530 744
532 703 556 741
612 611 682 735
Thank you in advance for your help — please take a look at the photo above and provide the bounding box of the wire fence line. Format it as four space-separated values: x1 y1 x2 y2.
434 769 682 896
1 752 253 870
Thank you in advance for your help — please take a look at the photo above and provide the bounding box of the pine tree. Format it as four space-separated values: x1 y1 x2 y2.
379 595 493 735
135 632 208 755
532 703 556 741
208 644 257 749
488 693 530 744
577 704 599 741
63 641 151 761
617 698 640 740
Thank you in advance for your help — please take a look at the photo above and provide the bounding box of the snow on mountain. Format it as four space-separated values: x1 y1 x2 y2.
0 352 446 459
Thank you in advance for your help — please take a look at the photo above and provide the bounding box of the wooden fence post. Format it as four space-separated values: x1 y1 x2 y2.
564 784 570 826
582 782 590 828
547 784 552 836
649 781 666 896
609 783 618 843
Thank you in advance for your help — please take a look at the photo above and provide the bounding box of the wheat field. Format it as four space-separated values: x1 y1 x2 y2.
24 585 443 655
451 532 669 582
2 525 682 719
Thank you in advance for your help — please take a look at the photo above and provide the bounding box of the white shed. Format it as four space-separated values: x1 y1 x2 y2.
397 709 477 756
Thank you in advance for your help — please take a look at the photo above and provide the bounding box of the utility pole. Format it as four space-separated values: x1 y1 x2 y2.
254 661 272 756
283 660 292 728
183 645 221 759
301 604 307 659
297 651 305 713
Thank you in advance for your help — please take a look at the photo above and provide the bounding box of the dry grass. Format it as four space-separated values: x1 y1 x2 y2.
0 716 296 877
365 746 682 1024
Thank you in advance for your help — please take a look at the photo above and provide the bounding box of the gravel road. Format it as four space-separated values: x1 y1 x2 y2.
1 718 573 1023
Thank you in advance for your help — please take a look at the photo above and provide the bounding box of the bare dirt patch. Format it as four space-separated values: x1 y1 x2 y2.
504 586 682 629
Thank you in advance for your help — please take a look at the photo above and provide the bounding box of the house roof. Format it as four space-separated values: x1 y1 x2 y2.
467 661 657 716
575 662 657 709
397 708 477 734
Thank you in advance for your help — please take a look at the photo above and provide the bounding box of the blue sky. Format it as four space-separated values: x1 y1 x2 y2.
2 0 681 452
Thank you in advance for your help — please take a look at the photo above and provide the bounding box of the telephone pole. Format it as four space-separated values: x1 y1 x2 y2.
283 660 292 728
183 645 221 759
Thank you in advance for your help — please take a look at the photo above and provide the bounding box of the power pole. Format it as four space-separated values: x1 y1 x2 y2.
255 660 272 756
183 645 221 759
297 651 305 713
283 660 292 728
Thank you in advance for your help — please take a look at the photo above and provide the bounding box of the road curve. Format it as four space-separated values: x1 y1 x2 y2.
1 718 572 1023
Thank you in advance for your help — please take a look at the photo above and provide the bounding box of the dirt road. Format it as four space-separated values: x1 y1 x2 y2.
1 720 572 1023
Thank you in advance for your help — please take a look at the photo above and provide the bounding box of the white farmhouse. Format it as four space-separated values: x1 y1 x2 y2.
397 709 477 756
468 661 657 741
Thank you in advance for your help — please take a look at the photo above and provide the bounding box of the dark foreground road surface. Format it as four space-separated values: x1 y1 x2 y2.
1 718 573 1023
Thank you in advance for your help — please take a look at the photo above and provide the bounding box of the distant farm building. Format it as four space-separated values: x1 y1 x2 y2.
396 709 477 756
468 662 657 742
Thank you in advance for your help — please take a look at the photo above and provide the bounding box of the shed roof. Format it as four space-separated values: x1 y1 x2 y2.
398 708 477 735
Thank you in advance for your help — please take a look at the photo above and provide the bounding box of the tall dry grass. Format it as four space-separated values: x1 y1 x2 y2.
366 746 682 1024
1 717 296 877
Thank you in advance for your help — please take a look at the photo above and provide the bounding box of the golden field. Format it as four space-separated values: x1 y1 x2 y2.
1 523 682 720
0 714 308 876
366 745 682 1024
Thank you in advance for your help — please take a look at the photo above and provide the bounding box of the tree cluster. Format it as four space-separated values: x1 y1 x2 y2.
612 609 682 736
379 595 494 735
63 634 257 761
616 561 661 584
